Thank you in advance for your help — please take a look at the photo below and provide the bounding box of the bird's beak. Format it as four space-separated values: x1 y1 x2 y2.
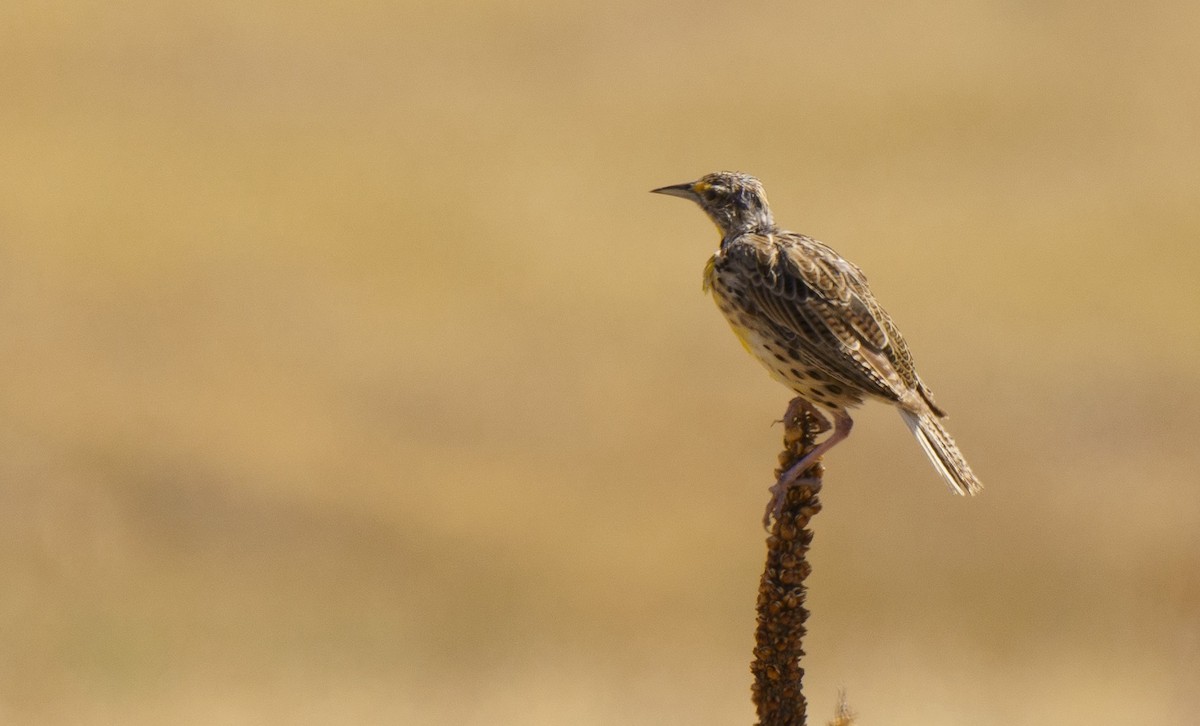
650 182 699 200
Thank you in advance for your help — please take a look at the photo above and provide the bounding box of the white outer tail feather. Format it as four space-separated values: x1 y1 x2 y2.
899 408 983 496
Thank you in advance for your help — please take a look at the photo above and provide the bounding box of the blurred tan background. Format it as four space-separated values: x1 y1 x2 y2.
2 1 1198 724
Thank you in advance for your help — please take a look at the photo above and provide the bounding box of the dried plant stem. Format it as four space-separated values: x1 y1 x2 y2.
751 397 827 726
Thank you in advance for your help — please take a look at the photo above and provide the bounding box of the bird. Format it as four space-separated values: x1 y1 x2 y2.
651 171 982 525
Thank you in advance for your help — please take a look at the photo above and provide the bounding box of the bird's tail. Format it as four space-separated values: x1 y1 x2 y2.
899 407 983 496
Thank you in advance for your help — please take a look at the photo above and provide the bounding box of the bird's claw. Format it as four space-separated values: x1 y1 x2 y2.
763 471 821 529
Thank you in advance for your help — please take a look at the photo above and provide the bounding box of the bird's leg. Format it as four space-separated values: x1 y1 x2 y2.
764 408 853 528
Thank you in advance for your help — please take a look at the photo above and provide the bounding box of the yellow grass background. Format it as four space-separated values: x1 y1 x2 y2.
2 2 1198 724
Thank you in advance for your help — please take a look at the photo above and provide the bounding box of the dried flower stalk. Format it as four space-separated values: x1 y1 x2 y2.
751 397 829 726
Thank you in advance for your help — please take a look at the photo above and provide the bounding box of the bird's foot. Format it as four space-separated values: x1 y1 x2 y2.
763 469 821 529
776 397 831 435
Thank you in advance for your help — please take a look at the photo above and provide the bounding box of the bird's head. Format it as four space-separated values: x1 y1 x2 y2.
651 171 775 237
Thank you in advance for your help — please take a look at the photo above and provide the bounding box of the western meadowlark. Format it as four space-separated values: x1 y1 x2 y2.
652 171 982 524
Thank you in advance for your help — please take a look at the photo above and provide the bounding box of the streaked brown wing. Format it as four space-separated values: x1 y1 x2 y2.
725 231 919 402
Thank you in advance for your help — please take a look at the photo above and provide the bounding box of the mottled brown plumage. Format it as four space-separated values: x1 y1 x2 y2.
653 171 982 523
